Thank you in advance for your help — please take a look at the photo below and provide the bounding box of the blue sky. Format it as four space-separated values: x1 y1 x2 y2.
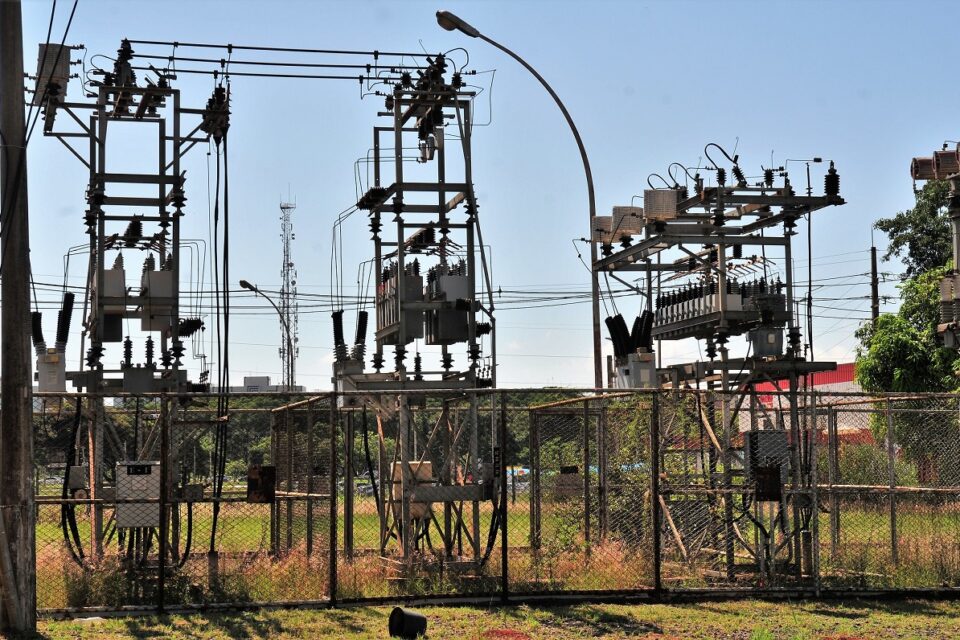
18 0 960 389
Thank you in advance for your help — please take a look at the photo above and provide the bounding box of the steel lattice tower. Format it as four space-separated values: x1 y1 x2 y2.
279 199 299 389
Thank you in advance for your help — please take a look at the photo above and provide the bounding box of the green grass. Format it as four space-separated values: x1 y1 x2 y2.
33 498 960 608
20 598 960 639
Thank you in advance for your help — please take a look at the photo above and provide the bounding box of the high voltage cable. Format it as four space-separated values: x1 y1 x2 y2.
125 40 433 58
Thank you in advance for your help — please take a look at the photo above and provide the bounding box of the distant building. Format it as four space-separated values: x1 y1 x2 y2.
223 376 306 393
748 363 868 434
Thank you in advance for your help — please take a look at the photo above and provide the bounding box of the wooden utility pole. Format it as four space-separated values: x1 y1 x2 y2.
0 0 37 630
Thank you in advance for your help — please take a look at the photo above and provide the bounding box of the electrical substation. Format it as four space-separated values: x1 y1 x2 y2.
332 53 500 571
11 7 960 625
590 146 845 581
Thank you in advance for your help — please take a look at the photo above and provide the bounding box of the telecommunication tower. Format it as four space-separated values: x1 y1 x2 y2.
279 199 299 390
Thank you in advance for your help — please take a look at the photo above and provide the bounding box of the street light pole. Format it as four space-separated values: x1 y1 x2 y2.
436 10 604 389
240 280 295 392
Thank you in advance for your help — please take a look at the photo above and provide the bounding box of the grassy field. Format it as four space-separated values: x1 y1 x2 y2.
33 497 960 608
20 598 960 639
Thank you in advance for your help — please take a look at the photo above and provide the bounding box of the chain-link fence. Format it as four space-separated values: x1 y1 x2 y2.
29 388 960 613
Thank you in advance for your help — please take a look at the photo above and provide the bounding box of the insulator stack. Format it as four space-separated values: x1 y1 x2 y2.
372 351 384 372
413 353 423 380
332 310 347 362
86 345 104 368
122 336 133 368
441 353 453 371
55 292 74 352
123 217 142 247
716 166 726 186
350 311 369 361
764 168 774 187
824 161 840 197
171 341 185 366
31 312 46 356
145 336 155 366
732 165 746 187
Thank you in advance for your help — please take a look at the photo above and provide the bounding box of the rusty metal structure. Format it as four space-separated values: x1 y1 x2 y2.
591 145 845 581
334 53 500 571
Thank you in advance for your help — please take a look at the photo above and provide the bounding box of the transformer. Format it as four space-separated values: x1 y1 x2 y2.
375 267 424 345
424 264 469 345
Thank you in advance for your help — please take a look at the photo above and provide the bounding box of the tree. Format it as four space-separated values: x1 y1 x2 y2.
875 180 951 280
855 264 959 394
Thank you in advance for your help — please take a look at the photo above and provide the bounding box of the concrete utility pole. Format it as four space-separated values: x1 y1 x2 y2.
870 245 880 322
0 0 37 630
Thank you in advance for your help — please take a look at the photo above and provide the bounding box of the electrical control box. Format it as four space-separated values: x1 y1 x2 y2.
247 465 276 503
743 430 789 501
391 461 433 520
36 348 66 392
68 465 88 498
424 273 470 345
141 270 174 331
115 461 161 528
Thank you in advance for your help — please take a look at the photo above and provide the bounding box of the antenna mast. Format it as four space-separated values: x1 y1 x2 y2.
279 198 299 390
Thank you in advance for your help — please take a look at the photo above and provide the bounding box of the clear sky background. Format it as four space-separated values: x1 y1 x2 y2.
17 0 960 389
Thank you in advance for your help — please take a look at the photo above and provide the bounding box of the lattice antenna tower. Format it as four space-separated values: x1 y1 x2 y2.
279 198 299 389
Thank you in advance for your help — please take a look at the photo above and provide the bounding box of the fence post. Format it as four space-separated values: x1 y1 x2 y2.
306 402 314 557
329 395 339 605
157 395 168 613
827 406 839 558
651 391 662 595
885 398 898 567
582 399 591 554
270 412 278 555
344 410 354 560
599 402 608 541
809 394 821 596
285 408 294 551
499 391 509 603
530 410 540 552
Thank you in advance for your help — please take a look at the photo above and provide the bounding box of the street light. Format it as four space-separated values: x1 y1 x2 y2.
240 280 295 392
436 10 603 388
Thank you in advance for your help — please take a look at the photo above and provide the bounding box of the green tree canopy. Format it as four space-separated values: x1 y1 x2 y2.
875 180 951 280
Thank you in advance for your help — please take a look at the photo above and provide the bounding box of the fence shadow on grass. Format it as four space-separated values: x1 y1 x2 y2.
121 611 284 639
808 598 956 620
497 604 664 637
